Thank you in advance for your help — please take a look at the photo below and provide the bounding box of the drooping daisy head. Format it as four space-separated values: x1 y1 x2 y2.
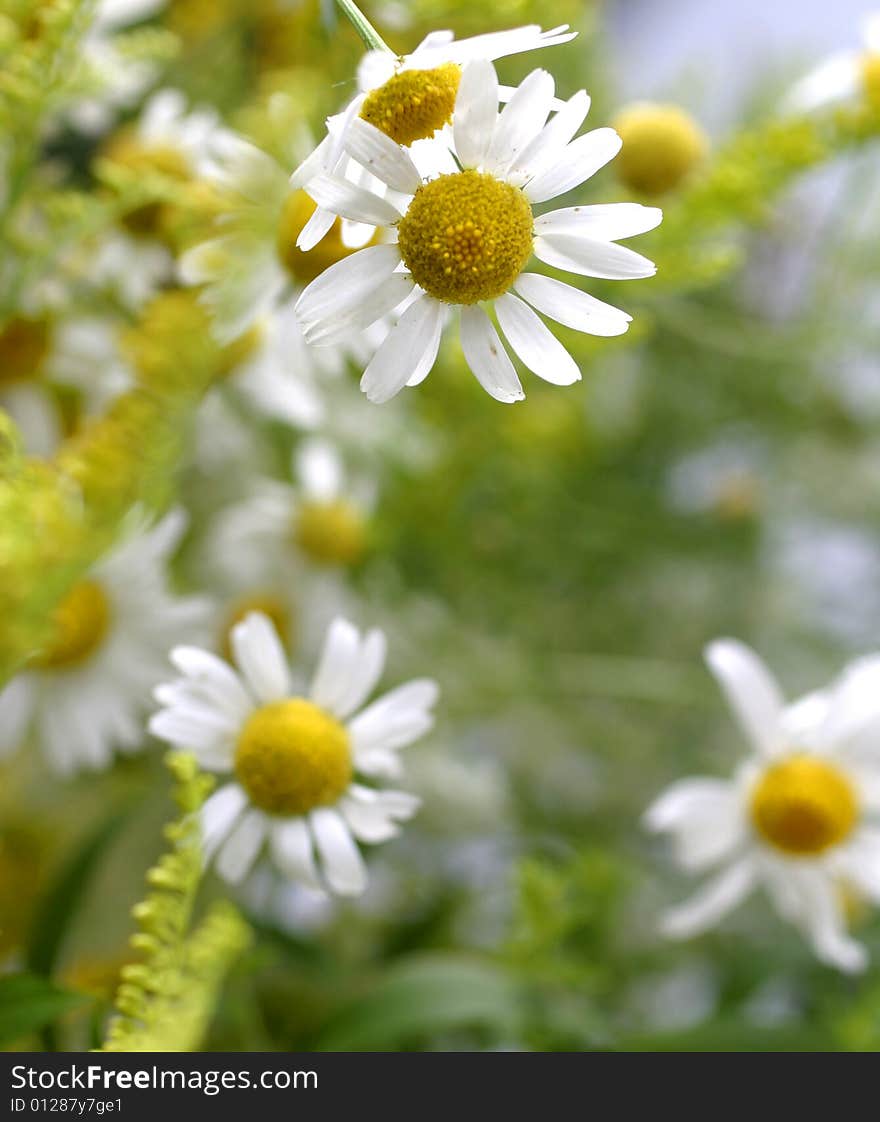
296 59 661 404
784 12 880 115
0 510 210 776
150 613 438 895
645 639 880 973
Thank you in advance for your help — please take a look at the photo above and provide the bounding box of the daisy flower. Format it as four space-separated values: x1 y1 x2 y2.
291 24 577 250
208 437 375 590
0 511 210 777
783 12 880 115
645 639 880 973
296 60 661 404
149 614 438 895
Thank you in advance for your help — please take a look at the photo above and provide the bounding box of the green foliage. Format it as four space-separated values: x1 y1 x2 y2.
0 973 88 1046
99 753 251 1052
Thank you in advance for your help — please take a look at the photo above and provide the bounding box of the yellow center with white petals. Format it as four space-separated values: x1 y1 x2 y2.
360 63 461 146
750 754 858 856
397 170 534 305
32 580 111 669
234 699 352 816
613 103 707 196
295 500 367 566
0 316 51 384
276 190 370 284
861 52 880 109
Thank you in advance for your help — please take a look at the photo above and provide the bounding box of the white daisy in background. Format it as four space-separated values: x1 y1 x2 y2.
150 613 438 894
645 639 880 973
296 60 661 404
291 24 577 251
0 510 210 776
783 12 880 115
208 437 376 590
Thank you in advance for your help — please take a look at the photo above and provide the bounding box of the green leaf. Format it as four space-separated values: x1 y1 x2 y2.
0 974 88 1046
26 809 128 977
316 954 521 1051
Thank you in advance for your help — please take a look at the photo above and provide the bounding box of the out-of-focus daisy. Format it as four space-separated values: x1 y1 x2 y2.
292 24 577 250
0 511 209 776
645 639 880 973
150 614 437 894
208 438 375 590
0 313 135 457
784 12 880 115
180 131 380 345
296 60 661 404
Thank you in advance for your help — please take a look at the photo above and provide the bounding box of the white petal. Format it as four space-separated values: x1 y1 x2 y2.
514 273 631 337
215 808 266 884
201 783 248 860
297 438 343 502
533 234 656 280
168 646 253 720
304 274 415 346
230 612 292 704
495 292 581 386
339 784 421 843
660 859 755 939
0 675 34 756
310 807 368 896
335 629 387 720
487 68 555 173
830 828 880 903
148 707 236 753
459 305 524 403
309 618 361 715
348 678 439 755
453 59 498 169
416 24 576 68
645 778 746 872
270 817 322 890
405 297 444 386
297 206 336 253
360 295 443 404
783 52 860 115
296 245 403 329
524 127 622 203
508 89 591 184
343 118 422 194
704 639 786 757
793 868 867 973
535 202 662 241
303 175 402 228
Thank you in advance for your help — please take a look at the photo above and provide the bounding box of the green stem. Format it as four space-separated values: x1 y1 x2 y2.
334 0 393 53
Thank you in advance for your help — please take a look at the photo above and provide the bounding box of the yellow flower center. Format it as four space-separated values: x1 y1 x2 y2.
750 754 858 856
32 580 111 670
276 190 370 284
101 132 192 239
397 170 534 305
861 52 880 110
295 500 367 566
613 103 707 196
234 698 352 816
221 593 292 662
0 316 51 385
360 63 462 146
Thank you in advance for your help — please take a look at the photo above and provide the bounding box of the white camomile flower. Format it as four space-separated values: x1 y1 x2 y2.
208 437 375 590
783 12 880 115
149 614 438 895
296 60 661 404
645 639 880 973
0 510 210 777
291 24 577 251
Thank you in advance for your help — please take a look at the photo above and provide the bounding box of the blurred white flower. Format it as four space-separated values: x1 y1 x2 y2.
150 614 438 895
783 11 880 114
645 639 880 973
297 60 660 403
0 511 209 776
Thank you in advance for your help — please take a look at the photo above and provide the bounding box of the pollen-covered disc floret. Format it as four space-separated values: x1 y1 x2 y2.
296 58 662 405
33 581 112 670
149 613 438 896
235 699 352 816
295 499 367 566
360 63 461 146
750 755 858 855
397 171 533 305
645 639 880 974
0 316 51 384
